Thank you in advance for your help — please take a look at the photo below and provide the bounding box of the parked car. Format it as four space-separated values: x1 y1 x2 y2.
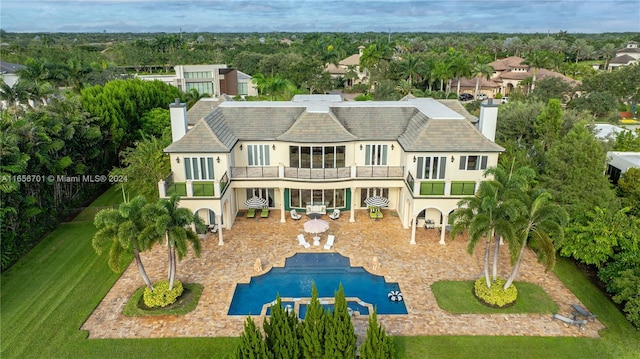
500 97 509 104
459 93 474 101
476 93 488 101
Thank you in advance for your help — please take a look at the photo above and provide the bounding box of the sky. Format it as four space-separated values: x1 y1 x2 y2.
1 0 639 34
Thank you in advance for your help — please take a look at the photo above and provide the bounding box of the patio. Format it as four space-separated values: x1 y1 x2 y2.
81 209 604 339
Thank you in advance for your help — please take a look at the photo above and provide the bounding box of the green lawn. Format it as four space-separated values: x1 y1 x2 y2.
1 187 638 358
431 280 558 314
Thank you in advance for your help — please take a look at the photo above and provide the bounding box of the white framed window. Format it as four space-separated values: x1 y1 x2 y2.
459 155 488 170
238 82 248 96
184 157 214 180
416 156 446 179
365 144 388 166
247 145 270 166
289 188 345 208
289 146 346 168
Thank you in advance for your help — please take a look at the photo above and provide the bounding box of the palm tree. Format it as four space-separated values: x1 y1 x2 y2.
521 50 550 91
398 54 424 88
150 195 204 290
395 79 415 96
92 195 157 290
472 63 494 98
503 189 567 289
430 60 451 92
600 43 617 70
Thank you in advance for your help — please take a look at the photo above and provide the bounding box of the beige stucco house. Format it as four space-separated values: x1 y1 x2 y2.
159 95 502 245
454 56 579 97
325 46 368 87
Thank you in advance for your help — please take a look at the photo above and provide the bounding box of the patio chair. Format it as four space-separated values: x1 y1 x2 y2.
261 207 270 218
324 234 335 250
247 208 256 218
297 234 311 248
376 208 383 219
290 209 302 220
328 209 340 220
369 206 378 219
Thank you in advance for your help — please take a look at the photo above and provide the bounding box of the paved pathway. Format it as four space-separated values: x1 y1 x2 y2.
82 210 604 339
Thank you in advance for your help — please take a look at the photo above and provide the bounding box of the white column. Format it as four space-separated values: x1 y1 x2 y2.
158 180 166 198
410 216 417 244
214 180 220 197
216 214 224 246
186 180 193 197
279 187 286 223
439 213 448 245
350 187 356 222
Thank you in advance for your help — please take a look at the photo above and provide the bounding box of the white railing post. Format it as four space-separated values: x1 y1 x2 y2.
186 180 193 197
158 180 166 198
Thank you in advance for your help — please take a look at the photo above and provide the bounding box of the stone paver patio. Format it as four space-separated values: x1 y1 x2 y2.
82 210 604 339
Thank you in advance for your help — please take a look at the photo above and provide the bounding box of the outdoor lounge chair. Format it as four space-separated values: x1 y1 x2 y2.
571 304 597 321
297 234 311 248
290 209 302 220
324 235 335 250
247 208 256 218
261 208 270 218
553 313 587 329
369 206 378 219
328 209 340 220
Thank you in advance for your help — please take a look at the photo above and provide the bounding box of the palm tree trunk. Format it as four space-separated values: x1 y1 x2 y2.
133 244 154 290
483 239 492 288
474 77 480 98
492 232 500 281
456 80 462 97
168 246 176 290
503 239 528 289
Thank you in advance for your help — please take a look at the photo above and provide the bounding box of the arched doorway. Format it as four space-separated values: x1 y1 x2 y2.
194 208 216 234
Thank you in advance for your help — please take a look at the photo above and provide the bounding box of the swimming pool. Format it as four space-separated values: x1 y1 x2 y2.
228 253 407 316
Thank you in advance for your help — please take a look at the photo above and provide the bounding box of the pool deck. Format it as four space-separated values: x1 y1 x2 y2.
81 209 604 339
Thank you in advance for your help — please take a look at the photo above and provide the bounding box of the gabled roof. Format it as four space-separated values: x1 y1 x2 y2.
340 54 361 66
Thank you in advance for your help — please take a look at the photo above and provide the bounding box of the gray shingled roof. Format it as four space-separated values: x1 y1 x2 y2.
165 98 503 154
331 106 416 140
220 106 305 140
165 110 237 153
277 111 358 142
399 116 504 152
187 98 225 126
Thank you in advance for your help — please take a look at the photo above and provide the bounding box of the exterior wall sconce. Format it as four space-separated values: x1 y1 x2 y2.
391 144 394 150
176 157 180 164
360 144 363 150
272 144 276 150
451 156 455 163
239 144 243 150
413 156 416 163
216 156 220 163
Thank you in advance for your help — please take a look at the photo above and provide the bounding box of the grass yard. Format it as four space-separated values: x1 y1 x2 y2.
431 280 558 314
1 187 639 358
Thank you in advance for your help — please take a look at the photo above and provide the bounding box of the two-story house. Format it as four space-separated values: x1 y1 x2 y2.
158 95 503 245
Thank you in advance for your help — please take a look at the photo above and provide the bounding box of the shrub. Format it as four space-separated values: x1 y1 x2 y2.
473 278 517 308
143 279 184 308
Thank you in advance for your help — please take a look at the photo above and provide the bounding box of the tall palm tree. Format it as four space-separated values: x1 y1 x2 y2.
398 54 423 87
521 50 550 91
472 63 494 98
149 195 204 290
503 189 567 289
430 60 451 92
92 195 157 290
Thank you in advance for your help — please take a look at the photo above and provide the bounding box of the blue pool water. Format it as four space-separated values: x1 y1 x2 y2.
228 253 407 316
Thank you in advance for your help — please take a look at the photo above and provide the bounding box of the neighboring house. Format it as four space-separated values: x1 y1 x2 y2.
608 42 640 71
606 151 640 184
0 61 25 87
453 56 578 97
137 64 257 97
593 123 626 140
325 46 368 87
159 95 503 245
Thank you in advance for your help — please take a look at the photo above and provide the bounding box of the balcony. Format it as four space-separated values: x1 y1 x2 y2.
231 165 404 180
160 172 229 198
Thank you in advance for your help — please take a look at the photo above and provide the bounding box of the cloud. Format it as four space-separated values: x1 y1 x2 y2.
1 0 638 33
